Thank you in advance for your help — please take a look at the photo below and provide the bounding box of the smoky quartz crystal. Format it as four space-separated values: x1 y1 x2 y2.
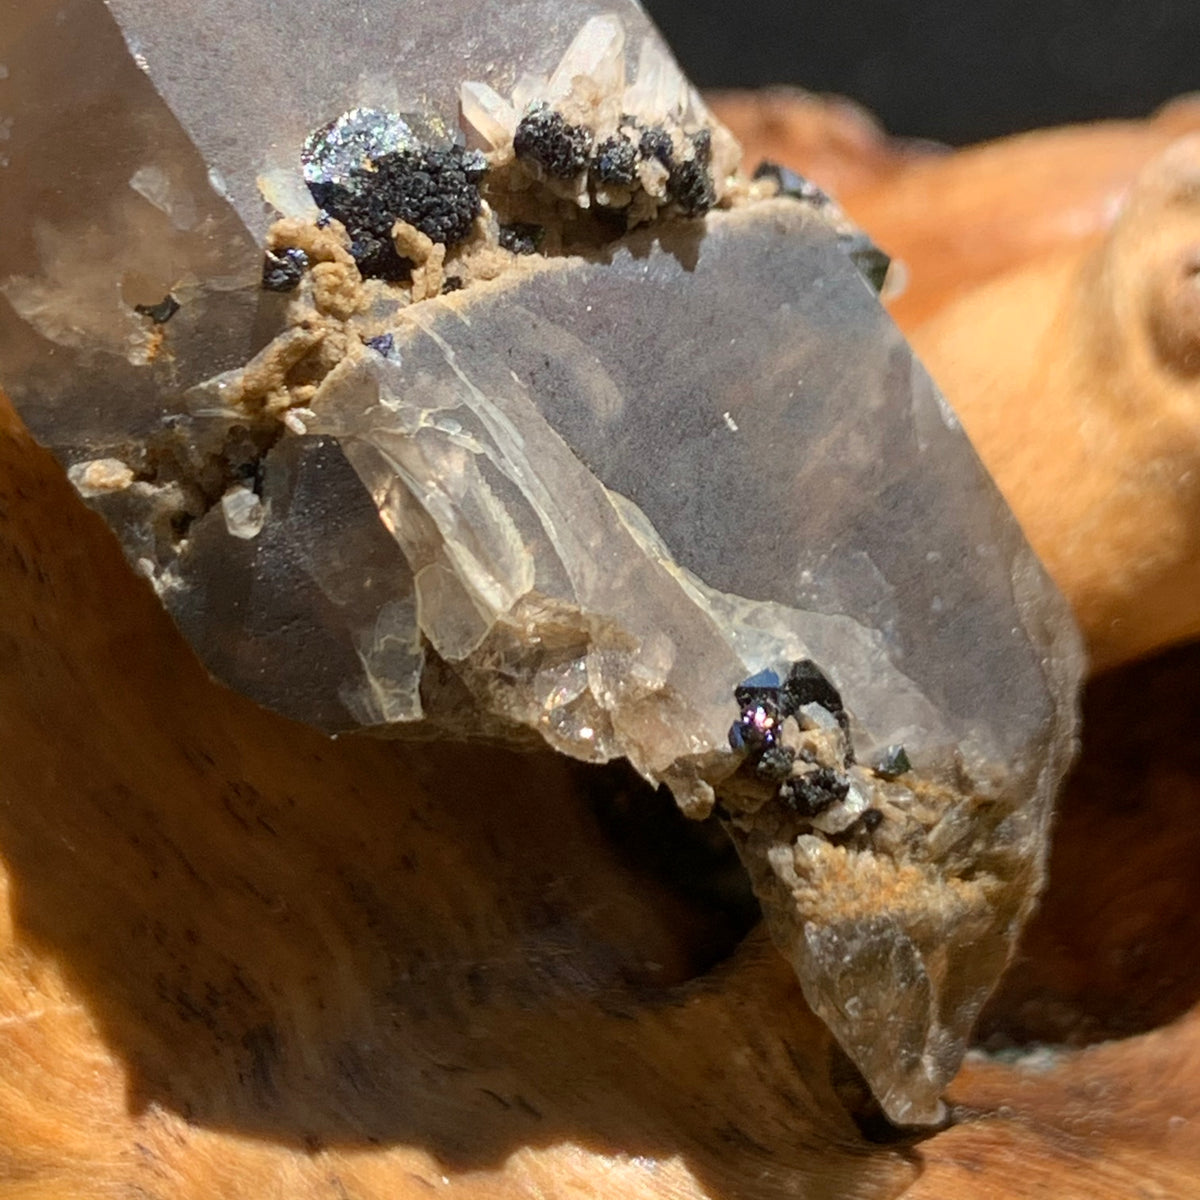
0 0 1082 1126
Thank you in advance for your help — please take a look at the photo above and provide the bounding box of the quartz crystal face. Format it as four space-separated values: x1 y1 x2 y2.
0 0 1082 1127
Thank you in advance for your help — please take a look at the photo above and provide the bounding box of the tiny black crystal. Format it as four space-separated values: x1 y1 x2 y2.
780 767 850 818
755 744 796 783
350 232 411 282
840 233 892 294
364 332 395 358
729 667 784 752
734 666 782 709
261 247 309 292
752 161 831 207
668 130 715 218
133 294 181 323
781 660 847 729
498 223 545 255
874 744 912 780
637 126 674 170
513 105 593 178
860 808 885 832
752 162 890 292
592 134 637 187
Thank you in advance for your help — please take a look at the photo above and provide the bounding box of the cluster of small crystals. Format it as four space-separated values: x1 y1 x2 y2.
255 15 740 299
725 662 912 838
459 14 740 223
236 13 750 430
260 109 492 285
298 110 487 281
0 0 1086 1134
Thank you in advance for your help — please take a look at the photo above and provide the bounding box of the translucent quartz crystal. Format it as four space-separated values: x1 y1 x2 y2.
460 81 519 151
545 14 627 106
0 0 1082 1126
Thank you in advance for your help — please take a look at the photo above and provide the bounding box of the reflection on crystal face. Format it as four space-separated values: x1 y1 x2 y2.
301 108 420 186
0 0 1082 1128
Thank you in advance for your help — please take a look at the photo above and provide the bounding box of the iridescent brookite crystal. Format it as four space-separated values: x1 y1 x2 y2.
0 0 1083 1126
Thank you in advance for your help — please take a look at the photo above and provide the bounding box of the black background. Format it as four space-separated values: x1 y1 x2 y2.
642 0 1200 145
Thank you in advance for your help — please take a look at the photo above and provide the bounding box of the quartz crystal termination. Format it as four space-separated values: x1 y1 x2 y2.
0 0 1082 1127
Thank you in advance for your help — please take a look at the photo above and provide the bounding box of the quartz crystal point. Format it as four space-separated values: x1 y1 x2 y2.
0 0 1082 1126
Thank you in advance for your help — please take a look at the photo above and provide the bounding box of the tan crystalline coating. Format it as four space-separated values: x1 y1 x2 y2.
393 220 447 301
268 216 366 322
267 216 357 268
209 324 328 415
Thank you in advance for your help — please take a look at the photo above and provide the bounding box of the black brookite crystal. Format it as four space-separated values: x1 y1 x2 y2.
306 145 486 279
262 247 309 291
638 125 674 167
513 104 594 178
0 0 1082 1129
668 129 716 216
133 294 181 324
781 767 850 817
729 661 855 809
592 133 638 185
497 223 545 254
729 660 849 751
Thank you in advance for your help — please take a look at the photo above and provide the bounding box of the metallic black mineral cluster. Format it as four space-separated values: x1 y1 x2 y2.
270 100 724 294
667 128 716 217
592 133 638 185
728 660 857 816
498 222 545 255
511 105 717 218
727 661 912 826
262 247 309 292
305 145 487 279
513 104 593 178
728 659 849 750
638 126 673 168
293 109 487 282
